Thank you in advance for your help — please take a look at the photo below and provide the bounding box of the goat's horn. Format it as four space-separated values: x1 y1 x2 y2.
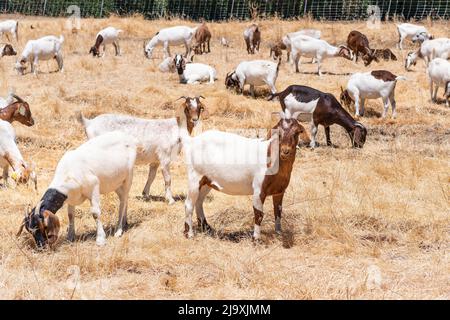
34 200 42 217
197 95 205 99
355 122 364 129
11 94 24 103
175 96 188 101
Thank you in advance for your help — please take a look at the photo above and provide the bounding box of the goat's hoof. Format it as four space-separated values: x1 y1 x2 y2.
114 229 123 238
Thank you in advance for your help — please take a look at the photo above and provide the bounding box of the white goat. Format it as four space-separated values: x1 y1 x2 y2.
0 20 18 41
405 38 450 70
158 56 176 73
281 29 321 62
15 35 64 75
396 23 431 50
17 131 139 248
77 96 208 205
225 59 280 97
89 26 123 57
427 58 450 107
144 26 197 59
173 54 216 84
340 70 406 118
0 120 36 189
289 35 353 76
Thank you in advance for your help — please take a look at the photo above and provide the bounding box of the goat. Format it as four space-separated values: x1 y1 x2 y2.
340 70 406 118
173 54 216 84
144 26 197 59
397 23 432 50
158 56 176 73
243 24 261 54
405 38 450 70
289 35 353 76
77 96 208 205
220 37 230 47
0 43 16 57
0 20 18 42
15 35 64 75
17 131 139 248
225 59 280 98
278 29 321 62
427 58 450 107
0 94 34 126
0 120 36 190
269 85 367 149
177 107 309 240
192 23 211 54
89 27 123 57
372 48 397 61
346 30 379 66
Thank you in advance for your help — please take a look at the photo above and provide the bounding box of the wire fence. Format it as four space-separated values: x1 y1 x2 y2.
0 0 449 20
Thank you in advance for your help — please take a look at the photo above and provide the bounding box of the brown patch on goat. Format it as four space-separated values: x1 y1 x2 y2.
1 44 16 56
371 70 397 82
89 34 103 57
199 176 219 191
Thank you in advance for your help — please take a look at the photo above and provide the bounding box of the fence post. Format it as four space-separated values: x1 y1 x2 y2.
43 0 47 15
304 0 308 16
100 0 105 17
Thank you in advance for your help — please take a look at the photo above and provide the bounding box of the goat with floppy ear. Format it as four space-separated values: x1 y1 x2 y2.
0 94 35 126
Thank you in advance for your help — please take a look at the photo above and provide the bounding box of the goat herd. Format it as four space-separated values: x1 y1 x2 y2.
0 18 448 250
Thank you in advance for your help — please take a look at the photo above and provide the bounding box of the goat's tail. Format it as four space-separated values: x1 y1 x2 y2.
395 76 407 81
75 111 88 128
59 35 65 44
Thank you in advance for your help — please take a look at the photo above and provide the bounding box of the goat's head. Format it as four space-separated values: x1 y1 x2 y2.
412 31 432 43
177 95 208 127
225 71 240 92
350 122 367 148
270 44 283 60
338 45 354 61
14 59 27 75
174 54 186 76
10 95 34 126
339 86 353 109
144 40 154 59
405 51 418 70
1 44 16 57
18 200 61 249
271 111 309 161
89 46 100 57
362 48 379 66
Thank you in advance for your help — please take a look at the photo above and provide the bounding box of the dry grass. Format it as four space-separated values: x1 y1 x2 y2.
0 15 448 300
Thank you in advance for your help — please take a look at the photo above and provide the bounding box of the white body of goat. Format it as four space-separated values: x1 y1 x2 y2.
396 23 430 50
344 71 406 118
405 38 450 70
158 56 176 73
289 35 353 76
281 29 321 63
145 26 197 59
15 35 64 75
0 91 14 109
180 62 216 84
427 58 450 107
0 20 18 41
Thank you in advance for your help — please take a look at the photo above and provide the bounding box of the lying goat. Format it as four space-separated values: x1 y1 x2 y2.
89 26 123 57
17 131 139 248
78 96 208 205
0 43 16 57
372 48 397 61
0 94 34 126
174 54 216 84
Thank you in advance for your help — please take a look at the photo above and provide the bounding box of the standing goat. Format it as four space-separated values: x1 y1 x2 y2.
346 30 379 66
274 29 321 62
89 27 123 57
192 23 211 54
289 35 353 76
174 54 217 84
15 35 64 75
427 58 450 107
0 20 18 42
144 26 197 59
269 85 367 148
225 59 280 98
178 108 309 240
78 96 208 205
405 38 450 70
396 23 432 50
243 24 261 54
340 70 406 118
17 131 139 248
0 94 34 126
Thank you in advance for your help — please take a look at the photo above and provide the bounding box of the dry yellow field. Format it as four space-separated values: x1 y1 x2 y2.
0 15 448 299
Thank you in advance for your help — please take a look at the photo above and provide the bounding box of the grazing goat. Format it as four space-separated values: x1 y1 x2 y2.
277 29 321 62
269 85 367 148
192 23 211 54
243 24 261 54
0 120 36 189
174 54 216 84
346 30 378 66
78 96 208 205
0 43 16 57
397 23 432 50
0 20 18 42
405 38 450 70
340 70 406 118
17 131 139 248
89 27 122 57
290 35 353 76
144 26 197 59
0 94 34 126
427 58 450 107
372 48 397 61
15 35 64 75
178 108 309 240
225 59 280 98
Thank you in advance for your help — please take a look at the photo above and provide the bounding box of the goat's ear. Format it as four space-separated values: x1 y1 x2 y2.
340 86 344 93
18 105 26 116
200 108 209 120
43 210 60 244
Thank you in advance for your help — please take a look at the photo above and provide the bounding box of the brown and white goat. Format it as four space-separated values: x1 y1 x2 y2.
244 24 261 54
346 30 379 66
269 40 287 61
0 43 16 57
269 85 367 148
372 48 397 61
0 94 34 126
192 23 211 55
